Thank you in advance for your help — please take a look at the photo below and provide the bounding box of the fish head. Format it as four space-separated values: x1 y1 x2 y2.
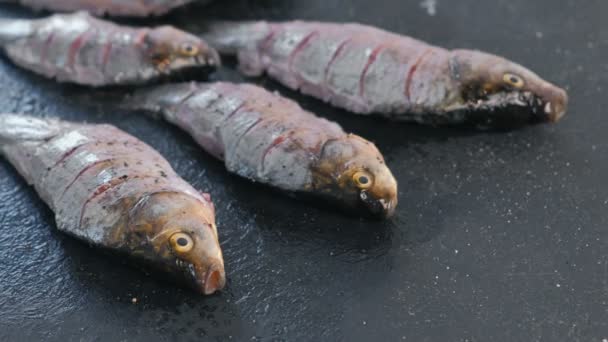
143 26 221 76
444 49 568 126
312 135 398 218
128 191 225 295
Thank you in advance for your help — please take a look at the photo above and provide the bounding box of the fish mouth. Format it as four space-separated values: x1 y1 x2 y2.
442 91 560 128
154 54 220 81
193 262 226 295
175 259 226 295
201 264 226 295
359 191 396 219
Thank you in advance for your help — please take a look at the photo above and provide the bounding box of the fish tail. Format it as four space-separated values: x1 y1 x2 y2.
0 17 34 45
0 114 67 149
200 21 271 55
121 82 200 119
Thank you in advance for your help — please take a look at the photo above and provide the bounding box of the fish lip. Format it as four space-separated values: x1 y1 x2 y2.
201 263 226 295
174 259 225 295
442 91 555 127
543 87 568 123
359 191 396 219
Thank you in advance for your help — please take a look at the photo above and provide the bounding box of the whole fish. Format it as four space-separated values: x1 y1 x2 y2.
0 114 225 295
0 12 220 86
202 21 568 126
0 0 207 17
126 82 398 218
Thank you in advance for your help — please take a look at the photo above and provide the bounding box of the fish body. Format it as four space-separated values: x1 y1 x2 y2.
127 82 398 218
3 0 203 17
0 114 225 295
203 21 568 126
0 12 219 86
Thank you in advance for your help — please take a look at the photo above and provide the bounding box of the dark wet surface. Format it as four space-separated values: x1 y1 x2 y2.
0 0 607 341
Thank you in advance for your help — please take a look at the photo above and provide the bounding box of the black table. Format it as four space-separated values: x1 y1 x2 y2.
1 0 606 341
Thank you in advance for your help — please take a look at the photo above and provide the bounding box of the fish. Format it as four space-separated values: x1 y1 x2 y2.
0 11 220 86
201 21 569 127
0 0 207 17
125 82 398 218
0 114 225 295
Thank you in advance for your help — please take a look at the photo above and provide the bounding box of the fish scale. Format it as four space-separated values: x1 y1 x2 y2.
12 0 200 17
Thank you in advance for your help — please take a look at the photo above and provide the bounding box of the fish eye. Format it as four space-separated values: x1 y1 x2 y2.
352 171 373 189
503 73 525 88
169 232 194 253
179 42 199 57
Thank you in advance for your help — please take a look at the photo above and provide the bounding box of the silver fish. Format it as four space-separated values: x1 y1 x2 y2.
202 21 568 126
126 82 398 218
0 12 220 86
0 114 225 295
1 0 206 17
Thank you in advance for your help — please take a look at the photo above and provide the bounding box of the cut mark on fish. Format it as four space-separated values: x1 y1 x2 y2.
220 103 247 125
61 158 113 197
68 29 94 69
173 87 201 112
134 29 149 47
101 30 115 73
234 118 263 153
359 45 385 97
288 31 319 70
323 38 352 86
260 131 292 173
50 143 88 171
260 24 280 51
405 49 433 102
40 32 56 65
78 176 130 229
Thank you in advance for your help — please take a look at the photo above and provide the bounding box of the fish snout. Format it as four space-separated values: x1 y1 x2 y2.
197 46 221 67
201 261 226 295
538 84 568 122
360 191 397 219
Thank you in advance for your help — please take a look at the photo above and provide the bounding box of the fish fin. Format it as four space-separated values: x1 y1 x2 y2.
199 21 272 55
0 18 34 45
121 82 200 119
0 114 67 148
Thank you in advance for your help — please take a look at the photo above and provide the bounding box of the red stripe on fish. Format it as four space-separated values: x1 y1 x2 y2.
51 143 88 169
234 118 263 151
134 29 149 47
221 103 246 124
78 176 130 228
359 45 385 97
288 31 319 70
260 24 280 52
61 158 114 197
101 31 115 73
323 38 352 86
40 32 55 65
405 49 433 102
260 132 290 169
68 29 94 69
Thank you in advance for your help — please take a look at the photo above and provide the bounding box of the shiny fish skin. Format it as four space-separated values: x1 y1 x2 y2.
4 0 200 17
0 114 225 295
127 82 398 218
0 12 220 86
203 21 568 126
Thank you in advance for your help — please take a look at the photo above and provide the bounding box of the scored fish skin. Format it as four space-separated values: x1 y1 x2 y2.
9 0 201 17
0 114 225 295
0 12 220 86
127 82 398 218
202 21 568 126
